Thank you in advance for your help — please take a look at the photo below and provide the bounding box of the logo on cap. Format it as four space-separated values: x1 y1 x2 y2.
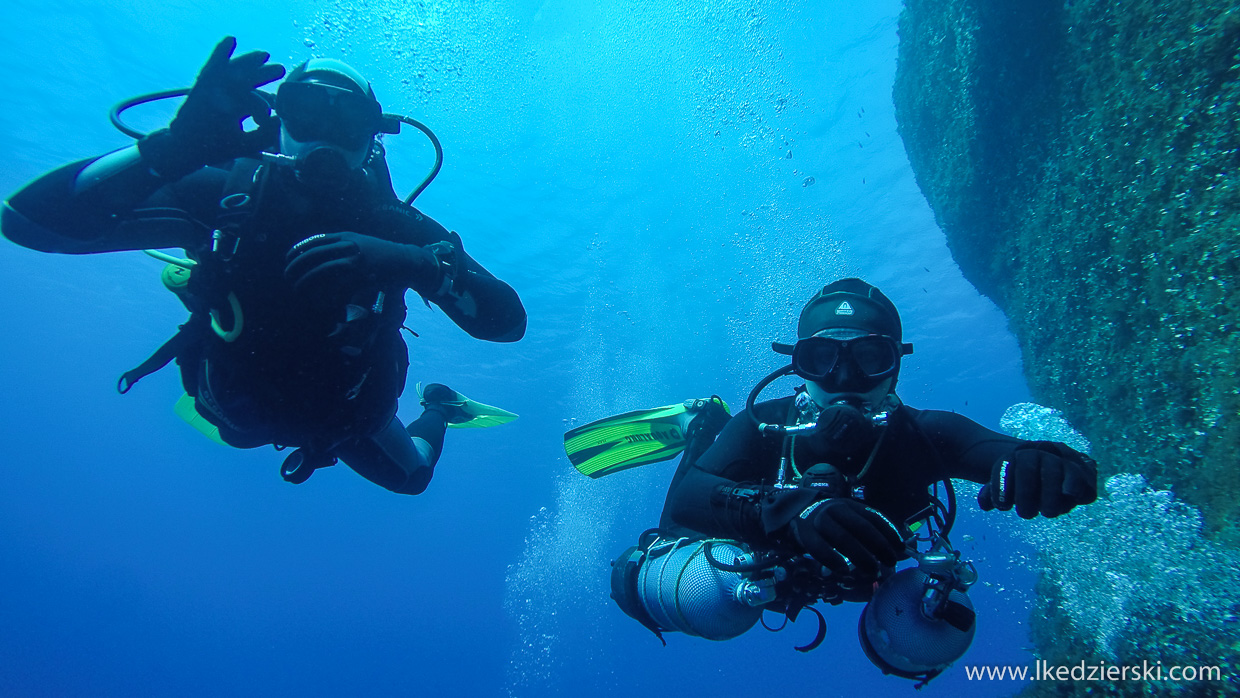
835 301 854 316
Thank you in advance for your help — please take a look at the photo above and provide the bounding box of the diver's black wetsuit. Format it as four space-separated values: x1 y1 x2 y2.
2 148 526 493
661 396 1036 542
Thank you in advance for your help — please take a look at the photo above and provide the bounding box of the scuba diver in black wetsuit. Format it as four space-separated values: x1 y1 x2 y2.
1 37 526 493
571 278 1096 685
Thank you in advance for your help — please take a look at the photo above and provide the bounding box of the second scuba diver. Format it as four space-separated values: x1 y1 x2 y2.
1 37 527 492
566 278 1097 685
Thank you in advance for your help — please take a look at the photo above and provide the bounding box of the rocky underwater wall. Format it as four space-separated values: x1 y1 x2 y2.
892 0 1240 693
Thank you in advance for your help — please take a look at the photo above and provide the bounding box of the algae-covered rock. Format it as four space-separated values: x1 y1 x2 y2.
894 2 1240 693
894 0 1240 539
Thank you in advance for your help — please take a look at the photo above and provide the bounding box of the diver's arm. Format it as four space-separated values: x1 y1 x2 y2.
391 208 526 342
913 408 1098 516
286 207 527 342
910 408 1028 483
5 38 284 255
427 245 527 342
663 407 818 544
663 411 761 537
3 146 209 254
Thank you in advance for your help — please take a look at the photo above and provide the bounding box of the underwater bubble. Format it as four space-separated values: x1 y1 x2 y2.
802 176 815 187
1020 473 1240 665
999 402 1092 454
999 402 1240 673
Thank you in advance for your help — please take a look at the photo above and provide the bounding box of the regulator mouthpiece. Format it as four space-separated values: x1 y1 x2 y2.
267 144 356 192
814 400 876 453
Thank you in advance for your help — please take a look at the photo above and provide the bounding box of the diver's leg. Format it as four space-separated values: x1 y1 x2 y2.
336 411 446 495
404 407 448 466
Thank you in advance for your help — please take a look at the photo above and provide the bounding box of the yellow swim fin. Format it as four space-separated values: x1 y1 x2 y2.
173 393 229 447
416 382 518 429
564 397 730 478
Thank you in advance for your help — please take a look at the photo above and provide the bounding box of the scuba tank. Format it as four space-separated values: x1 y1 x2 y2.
633 536 771 641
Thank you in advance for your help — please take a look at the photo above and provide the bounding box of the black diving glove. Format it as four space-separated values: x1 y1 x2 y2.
786 498 909 579
978 441 1099 519
285 232 440 294
138 36 285 180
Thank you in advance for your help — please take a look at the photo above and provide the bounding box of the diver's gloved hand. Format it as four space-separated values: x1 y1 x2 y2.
809 401 878 454
786 498 909 579
139 37 285 180
285 232 439 293
978 441 1098 519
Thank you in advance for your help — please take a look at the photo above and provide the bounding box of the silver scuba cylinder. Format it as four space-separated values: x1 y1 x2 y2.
635 538 772 641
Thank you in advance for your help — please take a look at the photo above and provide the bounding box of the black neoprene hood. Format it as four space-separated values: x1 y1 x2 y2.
797 278 903 340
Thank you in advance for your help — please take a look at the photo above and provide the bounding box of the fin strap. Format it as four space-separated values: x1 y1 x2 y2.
117 316 208 394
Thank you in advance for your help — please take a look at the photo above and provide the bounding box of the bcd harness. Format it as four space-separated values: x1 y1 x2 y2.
115 158 442 416
116 157 268 396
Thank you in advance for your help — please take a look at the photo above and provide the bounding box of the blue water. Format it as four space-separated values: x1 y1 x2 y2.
0 1 1041 696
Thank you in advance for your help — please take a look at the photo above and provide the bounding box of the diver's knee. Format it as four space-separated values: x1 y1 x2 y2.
392 465 433 495
337 420 438 494
410 436 438 465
